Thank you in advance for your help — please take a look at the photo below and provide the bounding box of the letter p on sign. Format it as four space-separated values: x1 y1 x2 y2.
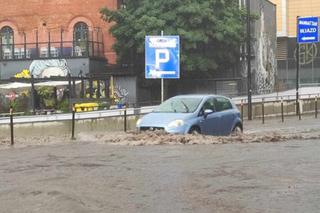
155 49 169 69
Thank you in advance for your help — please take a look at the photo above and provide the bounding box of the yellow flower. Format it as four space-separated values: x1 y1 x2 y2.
15 69 31 78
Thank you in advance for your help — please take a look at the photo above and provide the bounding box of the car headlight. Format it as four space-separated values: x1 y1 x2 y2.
136 118 142 127
168 120 184 128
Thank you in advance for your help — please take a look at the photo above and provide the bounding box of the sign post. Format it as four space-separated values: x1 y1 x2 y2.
145 34 180 103
161 78 164 103
296 16 319 114
161 31 164 103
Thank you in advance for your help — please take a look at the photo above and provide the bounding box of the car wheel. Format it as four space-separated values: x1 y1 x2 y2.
189 127 201 135
231 125 242 136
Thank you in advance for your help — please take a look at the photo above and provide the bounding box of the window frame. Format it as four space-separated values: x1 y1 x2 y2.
0 26 14 45
73 22 88 41
214 97 233 112
73 22 89 56
199 97 216 116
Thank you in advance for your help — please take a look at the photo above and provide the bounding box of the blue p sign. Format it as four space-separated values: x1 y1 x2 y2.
155 49 170 70
145 36 180 79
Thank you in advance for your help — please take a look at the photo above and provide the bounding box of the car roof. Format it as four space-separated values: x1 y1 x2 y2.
171 94 228 99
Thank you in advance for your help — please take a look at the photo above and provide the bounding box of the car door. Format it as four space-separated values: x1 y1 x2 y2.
198 98 222 135
214 97 235 135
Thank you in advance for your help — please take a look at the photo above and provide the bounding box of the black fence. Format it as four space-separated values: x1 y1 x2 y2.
164 78 248 98
277 39 320 90
277 57 320 91
1 27 105 61
0 75 111 114
0 40 105 61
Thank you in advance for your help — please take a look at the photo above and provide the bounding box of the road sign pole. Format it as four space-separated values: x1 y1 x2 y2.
296 16 300 115
10 106 14 146
161 30 164 103
161 78 164 103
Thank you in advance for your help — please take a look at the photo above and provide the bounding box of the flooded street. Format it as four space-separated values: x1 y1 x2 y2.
0 0 318 211
0 115 319 212
0 140 320 213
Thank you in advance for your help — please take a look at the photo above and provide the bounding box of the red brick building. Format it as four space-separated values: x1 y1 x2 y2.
0 0 119 78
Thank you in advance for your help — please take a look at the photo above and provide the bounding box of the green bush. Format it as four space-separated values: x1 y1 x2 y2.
57 99 69 112
37 87 55 109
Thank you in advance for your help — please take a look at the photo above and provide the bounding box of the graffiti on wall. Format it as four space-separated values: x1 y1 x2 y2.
254 10 276 94
114 86 129 103
29 59 70 78
295 43 318 65
110 76 129 104
240 2 277 95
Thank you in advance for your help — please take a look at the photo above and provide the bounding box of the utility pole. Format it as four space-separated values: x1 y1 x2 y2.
246 0 252 120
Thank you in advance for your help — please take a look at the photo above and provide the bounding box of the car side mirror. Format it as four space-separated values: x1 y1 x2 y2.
204 109 214 118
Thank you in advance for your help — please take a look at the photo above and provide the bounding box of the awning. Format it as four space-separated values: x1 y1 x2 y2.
35 81 81 87
0 81 81 91
0 82 31 90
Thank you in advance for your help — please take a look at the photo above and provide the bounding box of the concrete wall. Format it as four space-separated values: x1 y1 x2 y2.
0 115 139 138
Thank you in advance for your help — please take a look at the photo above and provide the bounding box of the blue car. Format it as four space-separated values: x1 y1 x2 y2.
136 95 242 136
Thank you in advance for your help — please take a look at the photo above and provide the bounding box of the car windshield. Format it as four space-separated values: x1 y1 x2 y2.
154 97 203 113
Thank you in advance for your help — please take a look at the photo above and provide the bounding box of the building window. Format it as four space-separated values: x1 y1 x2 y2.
1 26 14 59
73 22 88 56
118 0 126 9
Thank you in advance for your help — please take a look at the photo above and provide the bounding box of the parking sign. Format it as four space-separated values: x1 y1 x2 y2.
145 36 180 79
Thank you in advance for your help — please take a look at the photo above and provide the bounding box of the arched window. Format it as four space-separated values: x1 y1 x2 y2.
1 26 14 59
73 22 88 56
1 26 13 45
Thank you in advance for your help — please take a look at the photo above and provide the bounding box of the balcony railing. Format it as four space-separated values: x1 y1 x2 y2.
0 40 105 61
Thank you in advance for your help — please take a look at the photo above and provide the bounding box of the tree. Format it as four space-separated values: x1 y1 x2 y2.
101 0 246 77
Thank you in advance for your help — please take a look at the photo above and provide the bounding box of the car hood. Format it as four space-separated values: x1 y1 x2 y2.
139 112 193 127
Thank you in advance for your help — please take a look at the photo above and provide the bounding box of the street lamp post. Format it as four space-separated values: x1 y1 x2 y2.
246 0 252 120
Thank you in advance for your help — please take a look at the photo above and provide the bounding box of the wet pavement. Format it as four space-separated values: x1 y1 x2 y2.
0 139 320 213
0 115 319 212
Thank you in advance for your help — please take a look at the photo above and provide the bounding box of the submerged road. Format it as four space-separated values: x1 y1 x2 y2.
0 140 319 213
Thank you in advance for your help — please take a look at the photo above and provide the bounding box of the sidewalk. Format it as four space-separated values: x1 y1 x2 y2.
232 86 320 104
244 114 320 134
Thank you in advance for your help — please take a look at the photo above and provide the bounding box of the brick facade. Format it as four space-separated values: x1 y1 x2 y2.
270 0 320 37
0 0 117 64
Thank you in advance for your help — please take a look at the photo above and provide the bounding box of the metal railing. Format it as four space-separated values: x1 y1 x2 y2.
1 94 319 145
236 95 319 122
0 40 105 61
